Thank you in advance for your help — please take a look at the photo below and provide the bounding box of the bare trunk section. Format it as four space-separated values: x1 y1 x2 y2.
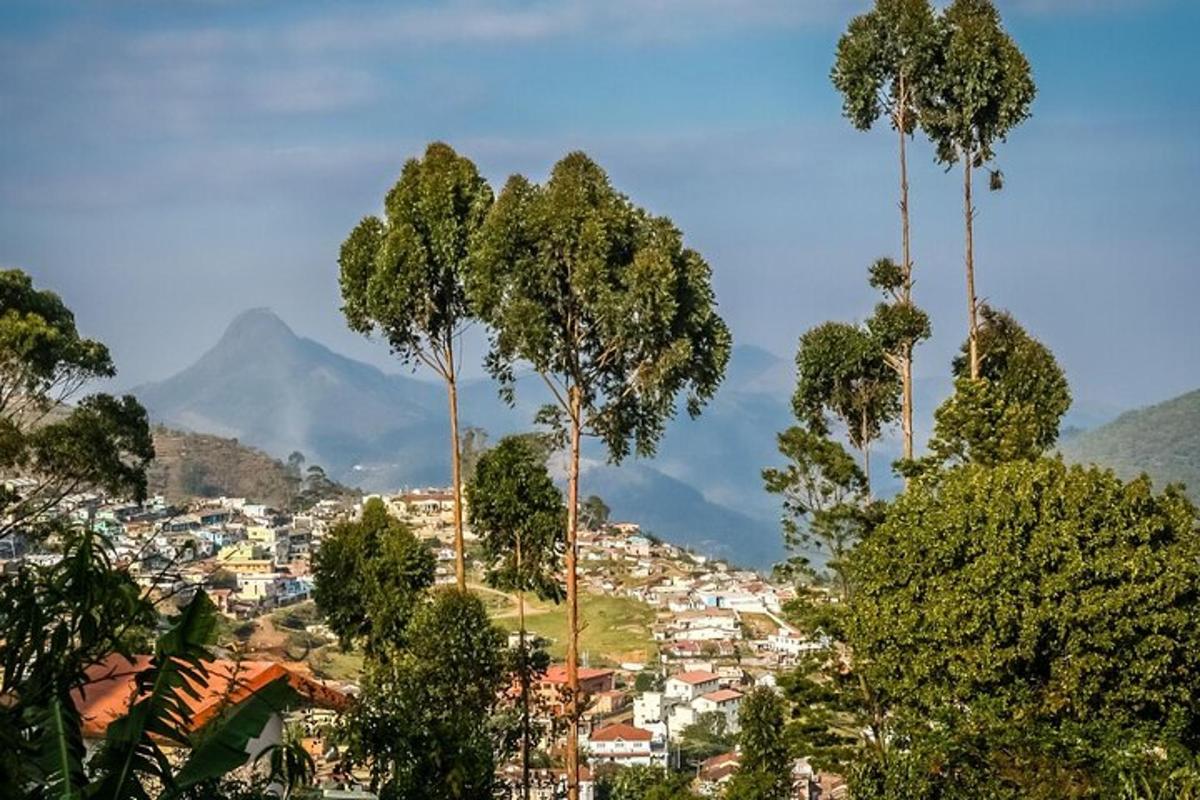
516 534 530 800
861 407 872 500
897 98 915 463
564 386 582 800
964 153 980 380
446 345 466 591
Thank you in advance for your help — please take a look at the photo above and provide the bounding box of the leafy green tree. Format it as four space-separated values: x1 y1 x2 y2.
469 151 731 798
729 688 792 800
762 429 889 779
596 765 699 800
0 269 155 539
923 0 1035 379
849 459 1200 797
466 434 566 800
832 0 940 459
793 321 899 494
338 142 493 590
926 306 1070 466
762 425 868 592
580 494 611 531
312 497 435 655
343 589 510 800
678 711 736 771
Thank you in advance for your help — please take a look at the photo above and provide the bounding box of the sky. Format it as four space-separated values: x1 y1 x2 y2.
1 0 1198 416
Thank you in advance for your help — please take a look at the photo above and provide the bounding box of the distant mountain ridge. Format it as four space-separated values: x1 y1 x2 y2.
1060 388 1200 502
135 309 791 567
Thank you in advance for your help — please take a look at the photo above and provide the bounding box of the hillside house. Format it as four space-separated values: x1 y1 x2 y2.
585 723 665 768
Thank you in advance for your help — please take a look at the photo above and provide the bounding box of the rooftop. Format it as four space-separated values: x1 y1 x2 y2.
590 722 653 742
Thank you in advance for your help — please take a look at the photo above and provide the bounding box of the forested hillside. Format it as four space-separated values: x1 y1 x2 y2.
147 426 353 508
1060 388 1200 500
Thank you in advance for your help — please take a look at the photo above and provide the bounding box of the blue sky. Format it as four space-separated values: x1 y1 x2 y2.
1 0 1197 415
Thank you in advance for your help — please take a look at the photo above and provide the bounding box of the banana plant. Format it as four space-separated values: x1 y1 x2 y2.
25 589 301 800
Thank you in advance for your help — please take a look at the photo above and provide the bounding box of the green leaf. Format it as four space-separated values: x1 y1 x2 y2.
171 676 299 792
32 693 87 800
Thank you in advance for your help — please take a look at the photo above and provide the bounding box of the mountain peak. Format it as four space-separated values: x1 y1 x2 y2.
221 307 296 344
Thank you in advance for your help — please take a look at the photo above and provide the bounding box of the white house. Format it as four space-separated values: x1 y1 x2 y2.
691 689 743 734
585 723 666 768
665 671 721 702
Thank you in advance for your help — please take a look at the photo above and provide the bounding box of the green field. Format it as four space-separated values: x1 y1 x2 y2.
492 591 657 666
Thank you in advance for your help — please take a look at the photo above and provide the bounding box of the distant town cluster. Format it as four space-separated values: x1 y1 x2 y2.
1 482 840 798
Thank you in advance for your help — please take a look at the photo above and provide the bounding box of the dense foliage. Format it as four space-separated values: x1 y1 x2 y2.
851 459 1200 796
311 497 435 654
0 268 155 538
342 589 511 800
927 306 1071 466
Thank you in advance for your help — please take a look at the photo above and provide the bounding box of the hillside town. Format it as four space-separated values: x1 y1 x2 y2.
0 482 839 798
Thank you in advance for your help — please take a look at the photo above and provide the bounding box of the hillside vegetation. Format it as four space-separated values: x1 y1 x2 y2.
147 426 325 508
1060 388 1200 501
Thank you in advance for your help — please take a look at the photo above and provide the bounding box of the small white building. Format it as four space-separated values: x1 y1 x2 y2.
665 671 721 702
691 689 743 734
585 723 666 768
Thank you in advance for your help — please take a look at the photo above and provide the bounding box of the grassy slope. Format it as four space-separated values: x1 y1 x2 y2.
491 590 657 667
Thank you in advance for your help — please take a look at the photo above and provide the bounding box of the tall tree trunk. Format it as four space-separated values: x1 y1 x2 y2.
897 99 915 462
964 153 980 380
446 345 466 591
516 534 530 800
565 385 582 800
861 408 872 499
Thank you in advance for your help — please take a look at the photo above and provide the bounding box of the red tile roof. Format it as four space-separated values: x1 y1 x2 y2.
73 654 349 739
589 722 653 742
670 670 720 685
542 665 614 685
700 689 743 703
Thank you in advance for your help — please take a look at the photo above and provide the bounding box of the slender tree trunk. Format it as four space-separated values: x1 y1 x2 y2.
861 408 872 499
964 153 980 380
446 345 466 590
565 386 582 800
516 534 530 800
897 100 915 462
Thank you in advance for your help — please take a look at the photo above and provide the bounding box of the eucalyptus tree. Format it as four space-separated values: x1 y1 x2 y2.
792 321 900 495
831 0 939 459
466 434 566 800
338 142 493 589
924 0 1035 379
469 152 731 800
865 257 931 466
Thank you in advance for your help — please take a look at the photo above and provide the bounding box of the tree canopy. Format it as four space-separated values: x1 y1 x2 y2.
850 458 1200 794
928 306 1071 466
793 320 900 487
469 151 731 462
831 0 940 136
343 589 510 800
312 497 435 654
466 434 565 602
0 268 155 538
924 0 1036 170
